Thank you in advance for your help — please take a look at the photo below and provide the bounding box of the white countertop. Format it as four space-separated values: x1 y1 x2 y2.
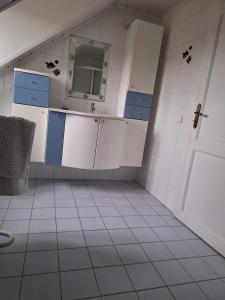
49 108 125 121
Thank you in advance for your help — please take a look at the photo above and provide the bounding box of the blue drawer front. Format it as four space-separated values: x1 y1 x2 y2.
45 112 66 166
124 105 132 119
14 71 49 92
14 87 49 107
124 105 151 121
126 91 153 108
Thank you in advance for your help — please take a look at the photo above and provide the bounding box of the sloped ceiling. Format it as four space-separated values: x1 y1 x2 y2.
0 0 113 68
116 0 184 16
0 0 184 69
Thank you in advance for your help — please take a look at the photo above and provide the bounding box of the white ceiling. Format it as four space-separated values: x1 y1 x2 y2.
116 0 184 16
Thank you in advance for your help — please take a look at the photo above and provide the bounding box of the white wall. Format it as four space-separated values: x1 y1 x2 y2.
0 6 160 180
138 0 224 209
0 0 113 68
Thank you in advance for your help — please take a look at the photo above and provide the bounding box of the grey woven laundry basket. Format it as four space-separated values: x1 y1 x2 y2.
0 115 35 247
0 115 35 195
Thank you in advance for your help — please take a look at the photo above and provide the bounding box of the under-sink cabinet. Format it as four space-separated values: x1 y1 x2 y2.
62 114 125 170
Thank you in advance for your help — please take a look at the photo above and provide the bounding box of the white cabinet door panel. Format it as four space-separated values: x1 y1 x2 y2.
121 119 148 167
94 118 125 170
62 115 99 169
12 104 48 162
129 20 163 94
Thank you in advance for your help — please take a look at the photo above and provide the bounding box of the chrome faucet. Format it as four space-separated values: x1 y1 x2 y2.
90 102 96 114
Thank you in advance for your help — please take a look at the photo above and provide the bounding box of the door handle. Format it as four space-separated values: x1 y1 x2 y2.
193 103 208 129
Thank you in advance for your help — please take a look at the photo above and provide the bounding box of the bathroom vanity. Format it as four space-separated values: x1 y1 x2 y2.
12 19 163 170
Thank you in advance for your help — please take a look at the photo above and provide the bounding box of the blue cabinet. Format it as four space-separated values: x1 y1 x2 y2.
126 91 153 107
14 71 49 92
124 105 151 121
124 91 152 121
45 112 66 166
13 70 49 107
14 87 49 107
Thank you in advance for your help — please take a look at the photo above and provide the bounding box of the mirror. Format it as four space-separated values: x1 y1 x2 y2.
67 35 111 102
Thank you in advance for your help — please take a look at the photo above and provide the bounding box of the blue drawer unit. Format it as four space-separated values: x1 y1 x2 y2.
126 91 153 107
124 91 152 121
13 69 50 107
14 87 49 107
125 105 151 121
45 112 66 166
14 71 49 92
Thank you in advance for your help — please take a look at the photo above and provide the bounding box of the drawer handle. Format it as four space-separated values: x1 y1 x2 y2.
137 112 142 115
31 80 37 85
30 96 37 101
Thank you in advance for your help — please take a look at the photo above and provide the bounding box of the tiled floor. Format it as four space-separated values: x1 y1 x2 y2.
0 179 225 300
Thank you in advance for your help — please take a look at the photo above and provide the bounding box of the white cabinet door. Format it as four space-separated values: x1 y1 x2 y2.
12 104 48 162
94 118 125 169
62 114 99 169
129 20 163 94
121 119 148 167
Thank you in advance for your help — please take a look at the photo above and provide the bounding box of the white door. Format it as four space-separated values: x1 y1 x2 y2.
12 104 48 162
176 15 225 256
120 119 148 167
94 118 125 169
62 115 99 169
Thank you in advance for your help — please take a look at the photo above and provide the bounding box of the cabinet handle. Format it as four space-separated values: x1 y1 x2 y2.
101 119 105 123
30 96 37 101
94 119 98 123
31 80 37 85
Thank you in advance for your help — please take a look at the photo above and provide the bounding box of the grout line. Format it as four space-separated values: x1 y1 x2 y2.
18 179 36 300
53 178 63 300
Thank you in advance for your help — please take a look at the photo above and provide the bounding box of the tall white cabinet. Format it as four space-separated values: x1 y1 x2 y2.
118 19 163 167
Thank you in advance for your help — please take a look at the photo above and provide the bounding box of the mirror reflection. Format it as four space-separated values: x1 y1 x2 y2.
67 36 111 102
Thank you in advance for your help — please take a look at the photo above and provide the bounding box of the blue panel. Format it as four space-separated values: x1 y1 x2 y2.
45 112 66 166
14 87 49 107
126 91 153 108
14 71 49 92
124 105 133 119
132 106 151 121
124 105 151 121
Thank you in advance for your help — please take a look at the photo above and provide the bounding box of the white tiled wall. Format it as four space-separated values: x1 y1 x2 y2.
0 6 160 180
138 0 224 209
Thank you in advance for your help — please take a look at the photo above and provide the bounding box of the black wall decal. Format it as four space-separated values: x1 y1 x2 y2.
182 45 193 64
53 69 60 76
45 59 61 76
45 61 55 69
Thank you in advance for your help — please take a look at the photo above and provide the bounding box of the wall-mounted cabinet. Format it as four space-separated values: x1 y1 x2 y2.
94 118 125 169
118 19 163 119
12 104 48 162
121 119 148 167
62 115 99 169
62 114 125 170
117 19 163 168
